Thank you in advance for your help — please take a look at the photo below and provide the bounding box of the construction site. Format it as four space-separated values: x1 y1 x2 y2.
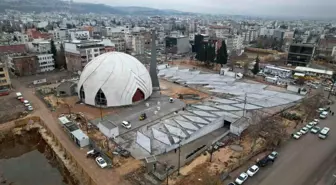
1 42 327 185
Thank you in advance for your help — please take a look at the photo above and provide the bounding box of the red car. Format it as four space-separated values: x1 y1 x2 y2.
20 98 25 103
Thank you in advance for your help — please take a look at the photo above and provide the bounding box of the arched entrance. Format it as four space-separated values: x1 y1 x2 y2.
95 89 107 106
132 88 145 102
80 86 85 101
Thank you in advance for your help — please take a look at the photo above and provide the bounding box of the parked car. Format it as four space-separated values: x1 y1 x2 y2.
16 92 23 100
292 132 302 139
227 182 236 185
235 172 248 184
86 149 100 158
306 122 314 129
257 156 272 167
114 146 131 158
300 127 309 134
27 105 33 111
268 151 278 161
23 100 30 106
95 156 107 168
311 126 321 134
313 119 320 123
320 111 329 119
121 121 131 129
246 165 259 177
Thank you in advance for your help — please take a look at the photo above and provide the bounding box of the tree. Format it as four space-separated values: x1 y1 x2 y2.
252 56 260 75
196 43 206 62
57 44 66 69
205 44 216 65
215 40 228 67
50 40 58 68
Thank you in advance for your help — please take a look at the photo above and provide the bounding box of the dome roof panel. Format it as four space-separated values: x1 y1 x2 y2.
78 52 153 107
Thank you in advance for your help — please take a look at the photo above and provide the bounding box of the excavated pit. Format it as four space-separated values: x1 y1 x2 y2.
0 127 78 185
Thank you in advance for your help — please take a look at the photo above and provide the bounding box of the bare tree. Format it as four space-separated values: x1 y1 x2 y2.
243 61 250 76
246 110 287 151
301 91 324 121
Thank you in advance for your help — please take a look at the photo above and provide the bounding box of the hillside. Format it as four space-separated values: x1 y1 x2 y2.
0 0 192 15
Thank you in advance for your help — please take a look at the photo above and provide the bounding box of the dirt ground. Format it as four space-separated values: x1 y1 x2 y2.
160 79 210 104
0 93 26 124
168 110 305 185
46 95 121 120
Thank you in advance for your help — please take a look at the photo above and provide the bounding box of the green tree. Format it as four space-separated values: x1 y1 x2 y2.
206 44 216 64
215 40 228 67
196 43 206 62
57 44 66 69
50 40 58 68
252 56 260 75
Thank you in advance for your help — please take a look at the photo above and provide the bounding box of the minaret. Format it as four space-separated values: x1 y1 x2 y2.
150 29 160 91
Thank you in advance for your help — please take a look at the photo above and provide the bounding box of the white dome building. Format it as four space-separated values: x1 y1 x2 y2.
78 52 153 107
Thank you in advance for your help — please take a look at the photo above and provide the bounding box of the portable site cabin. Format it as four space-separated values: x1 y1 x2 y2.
58 116 90 148
71 129 89 148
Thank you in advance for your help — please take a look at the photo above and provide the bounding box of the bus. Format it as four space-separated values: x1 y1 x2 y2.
318 127 330 139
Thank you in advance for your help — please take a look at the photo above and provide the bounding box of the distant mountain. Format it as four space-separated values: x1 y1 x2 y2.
0 0 193 15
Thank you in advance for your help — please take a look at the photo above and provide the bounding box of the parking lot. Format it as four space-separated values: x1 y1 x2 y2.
0 93 26 123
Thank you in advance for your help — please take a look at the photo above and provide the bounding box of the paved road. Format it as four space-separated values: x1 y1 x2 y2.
12 79 131 185
244 100 336 185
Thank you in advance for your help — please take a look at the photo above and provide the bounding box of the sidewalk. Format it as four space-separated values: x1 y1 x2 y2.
12 79 131 185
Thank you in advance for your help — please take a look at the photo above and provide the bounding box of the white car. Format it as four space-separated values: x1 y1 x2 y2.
23 100 30 106
320 111 328 119
306 123 314 129
293 132 302 139
27 105 33 111
121 121 131 129
95 157 107 168
313 119 320 123
317 108 326 112
246 165 259 177
300 127 309 134
311 126 321 134
235 172 248 184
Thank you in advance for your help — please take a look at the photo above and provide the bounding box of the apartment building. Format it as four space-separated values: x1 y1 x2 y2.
64 40 105 72
13 32 29 43
7 54 38 76
132 35 145 55
209 25 231 39
30 40 51 53
69 30 90 40
49 29 67 41
241 29 258 43
287 43 315 66
165 36 190 54
0 62 11 95
103 27 125 38
37 54 55 72
110 38 126 52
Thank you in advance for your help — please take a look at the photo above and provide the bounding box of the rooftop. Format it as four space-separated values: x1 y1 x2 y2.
294 66 333 75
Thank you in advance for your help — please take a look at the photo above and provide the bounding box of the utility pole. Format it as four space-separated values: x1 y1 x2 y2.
177 140 181 176
243 93 247 117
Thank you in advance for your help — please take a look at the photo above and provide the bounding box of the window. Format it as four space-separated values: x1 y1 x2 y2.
0 79 6 84
0 74 5 78
0 68 3 72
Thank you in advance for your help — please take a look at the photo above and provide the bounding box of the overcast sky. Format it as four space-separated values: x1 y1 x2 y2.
76 0 336 18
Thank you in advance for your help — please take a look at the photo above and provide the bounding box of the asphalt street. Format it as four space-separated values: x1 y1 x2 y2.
243 98 336 185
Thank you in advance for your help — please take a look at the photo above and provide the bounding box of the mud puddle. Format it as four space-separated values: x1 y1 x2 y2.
0 128 77 185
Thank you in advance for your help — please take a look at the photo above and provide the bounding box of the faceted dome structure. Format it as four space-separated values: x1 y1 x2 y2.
78 52 153 107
